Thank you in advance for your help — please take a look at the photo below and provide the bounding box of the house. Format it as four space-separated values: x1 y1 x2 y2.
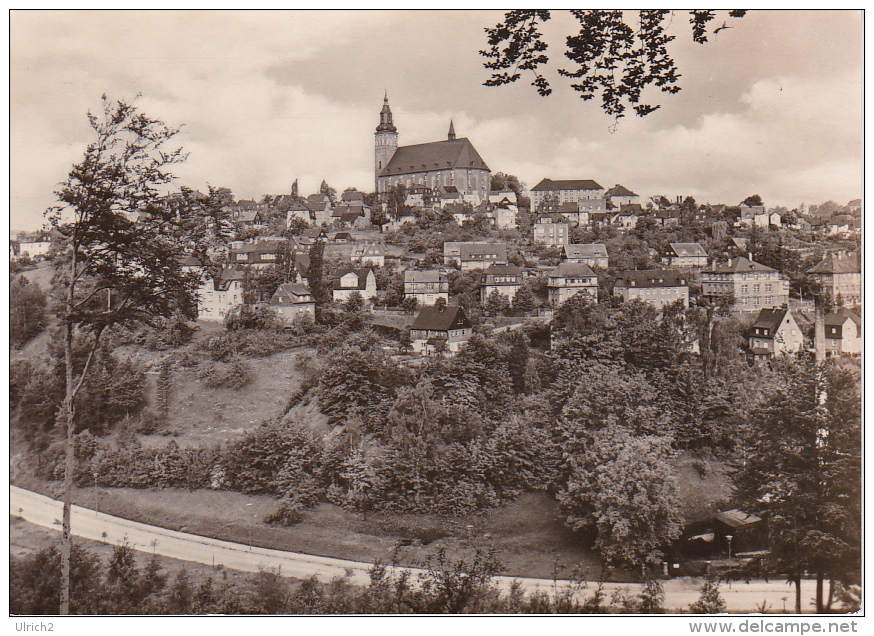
303 228 329 241
533 214 571 246
613 269 690 310
488 187 516 207
410 304 473 356
665 242 709 271
332 267 376 303
480 264 523 303
335 212 369 230
547 261 598 307
745 308 804 359
728 237 749 256
443 241 508 270
332 232 353 243
197 268 244 321
404 270 449 306
381 210 417 232
490 205 517 230
654 208 681 228
286 201 314 226
561 243 608 269
350 244 385 267
292 252 310 286
701 257 790 312
445 202 471 225
806 251 861 306
405 184 435 208
17 232 55 259
530 178 605 209
269 283 315 322
342 190 366 203
610 209 640 231
305 194 334 225
605 184 639 207
824 308 862 356
333 202 371 223
236 209 265 228
230 240 285 268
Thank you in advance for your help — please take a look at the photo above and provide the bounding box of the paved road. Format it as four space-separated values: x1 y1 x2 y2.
10 486 817 612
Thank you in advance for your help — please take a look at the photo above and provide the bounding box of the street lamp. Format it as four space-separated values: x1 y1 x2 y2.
726 534 734 559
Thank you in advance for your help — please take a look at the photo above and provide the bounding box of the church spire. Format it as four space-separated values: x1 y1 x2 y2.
447 119 456 141
376 91 397 133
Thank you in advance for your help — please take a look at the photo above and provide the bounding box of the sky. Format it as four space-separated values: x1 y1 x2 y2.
9 9 863 232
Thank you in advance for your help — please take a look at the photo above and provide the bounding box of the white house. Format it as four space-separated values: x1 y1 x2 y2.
746 308 804 359
197 269 244 322
824 308 862 356
269 283 315 322
350 244 385 267
332 267 377 303
547 261 598 307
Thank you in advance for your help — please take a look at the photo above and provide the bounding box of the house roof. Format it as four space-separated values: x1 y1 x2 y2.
605 184 638 197
482 263 523 276
380 138 490 177
614 269 688 289
342 190 365 202
556 202 580 214
746 308 791 339
531 178 603 192
714 509 762 529
824 308 861 328
404 269 444 283
535 213 571 224
332 203 366 217
237 210 261 223
352 245 384 257
333 232 353 241
563 243 608 260
668 242 708 258
411 305 472 331
549 261 597 278
620 203 644 214
458 242 508 261
338 212 360 223
332 267 373 290
705 257 776 274
730 237 749 250
269 283 313 305
807 252 861 274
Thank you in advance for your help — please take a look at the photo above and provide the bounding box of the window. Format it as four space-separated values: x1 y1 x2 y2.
753 284 760 293
765 283 772 293
740 285 748 294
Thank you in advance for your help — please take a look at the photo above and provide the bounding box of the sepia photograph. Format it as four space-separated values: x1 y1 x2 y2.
8 8 864 628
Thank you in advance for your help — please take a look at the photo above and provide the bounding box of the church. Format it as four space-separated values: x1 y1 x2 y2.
375 94 491 204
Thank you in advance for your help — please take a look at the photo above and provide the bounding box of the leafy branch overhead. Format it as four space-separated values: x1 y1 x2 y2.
481 10 746 118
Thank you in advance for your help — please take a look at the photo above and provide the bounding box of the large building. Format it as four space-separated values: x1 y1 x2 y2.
701 257 790 312
613 269 690 310
375 94 491 204
530 179 605 209
806 251 861 306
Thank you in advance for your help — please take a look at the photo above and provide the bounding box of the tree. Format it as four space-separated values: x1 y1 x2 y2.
319 179 337 204
512 283 535 314
46 96 202 614
688 577 727 614
742 194 763 207
156 359 172 423
490 172 524 194
481 10 746 119
558 425 683 570
732 359 861 613
307 240 329 323
484 288 510 316
10 274 48 348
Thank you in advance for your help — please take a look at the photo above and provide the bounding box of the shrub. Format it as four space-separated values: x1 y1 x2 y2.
198 359 252 389
225 305 282 331
263 497 305 526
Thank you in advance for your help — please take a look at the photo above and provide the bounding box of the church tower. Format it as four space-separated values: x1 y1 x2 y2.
447 120 456 141
375 92 398 193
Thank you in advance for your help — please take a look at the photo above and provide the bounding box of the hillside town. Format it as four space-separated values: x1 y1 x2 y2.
10 97 862 616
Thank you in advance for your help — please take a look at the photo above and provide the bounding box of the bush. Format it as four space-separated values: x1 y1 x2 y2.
225 305 282 331
263 497 305 526
10 275 47 348
198 359 252 389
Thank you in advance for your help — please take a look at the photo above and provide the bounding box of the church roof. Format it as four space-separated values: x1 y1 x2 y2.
380 138 490 177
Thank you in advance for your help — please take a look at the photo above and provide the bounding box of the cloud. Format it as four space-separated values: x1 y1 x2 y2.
9 10 863 230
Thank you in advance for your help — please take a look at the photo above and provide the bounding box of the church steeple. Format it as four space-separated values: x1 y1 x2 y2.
375 92 399 194
447 119 456 141
376 91 397 133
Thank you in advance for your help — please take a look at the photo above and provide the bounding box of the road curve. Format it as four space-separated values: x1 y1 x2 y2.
10 486 816 612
